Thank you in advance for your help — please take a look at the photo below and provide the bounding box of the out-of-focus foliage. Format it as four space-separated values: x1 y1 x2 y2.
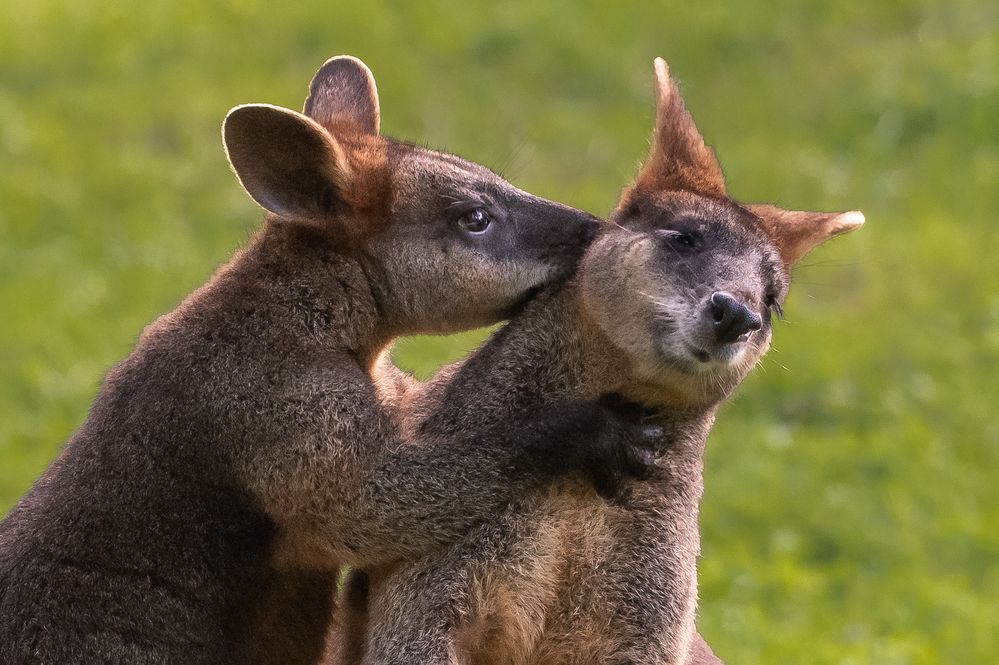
1 1 996 662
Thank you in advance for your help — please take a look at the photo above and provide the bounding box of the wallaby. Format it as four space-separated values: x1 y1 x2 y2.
331 57 864 665
0 56 653 665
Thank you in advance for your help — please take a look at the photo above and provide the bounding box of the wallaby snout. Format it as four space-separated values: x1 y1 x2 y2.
513 196 600 269
707 291 762 345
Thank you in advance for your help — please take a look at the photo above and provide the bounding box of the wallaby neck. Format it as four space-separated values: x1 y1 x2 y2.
142 220 392 367
422 281 716 448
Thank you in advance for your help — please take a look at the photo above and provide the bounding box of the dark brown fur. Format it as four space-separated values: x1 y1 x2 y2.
332 58 863 665
0 56 649 665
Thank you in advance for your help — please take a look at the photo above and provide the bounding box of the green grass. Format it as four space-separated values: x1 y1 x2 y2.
1 1 996 662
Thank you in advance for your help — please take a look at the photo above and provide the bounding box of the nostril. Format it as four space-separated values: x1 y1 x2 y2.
709 291 761 344
710 292 731 323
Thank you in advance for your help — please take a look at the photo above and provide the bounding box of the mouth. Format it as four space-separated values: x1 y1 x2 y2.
681 341 748 369
686 344 711 363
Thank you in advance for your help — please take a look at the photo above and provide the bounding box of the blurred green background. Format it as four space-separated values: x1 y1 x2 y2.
1 1 996 662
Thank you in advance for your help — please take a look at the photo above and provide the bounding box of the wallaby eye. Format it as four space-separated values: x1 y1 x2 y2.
659 229 700 252
457 208 493 234
766 294 785 320
674 233 696 248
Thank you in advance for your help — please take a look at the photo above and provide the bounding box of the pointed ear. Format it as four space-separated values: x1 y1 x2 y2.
746 204 865 266
222 104 352 221
303 55 380 136
633 57 726 198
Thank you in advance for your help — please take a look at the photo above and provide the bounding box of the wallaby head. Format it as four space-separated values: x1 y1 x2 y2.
581 58 864 407
222 55 597 336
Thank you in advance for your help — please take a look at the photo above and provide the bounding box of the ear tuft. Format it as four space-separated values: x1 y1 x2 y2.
223 103 352 221
747 204 865 266
304 55 380 136
631 57 727 199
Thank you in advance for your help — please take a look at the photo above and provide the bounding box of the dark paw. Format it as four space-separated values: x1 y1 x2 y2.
586 421 660 500
545 397 662 499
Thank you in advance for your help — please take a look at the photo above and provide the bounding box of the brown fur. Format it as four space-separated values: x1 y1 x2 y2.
745 204 866 268
0 56 645 665
332 58 863 665
633 58 726 199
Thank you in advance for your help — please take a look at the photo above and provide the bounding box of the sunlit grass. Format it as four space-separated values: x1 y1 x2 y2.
1 2 996 662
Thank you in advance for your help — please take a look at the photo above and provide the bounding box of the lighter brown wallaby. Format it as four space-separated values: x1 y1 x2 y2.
331 57 864 665
0 56 653 665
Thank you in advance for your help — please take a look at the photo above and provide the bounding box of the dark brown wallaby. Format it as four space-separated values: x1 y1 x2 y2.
331 57 864 665
0 56 653 665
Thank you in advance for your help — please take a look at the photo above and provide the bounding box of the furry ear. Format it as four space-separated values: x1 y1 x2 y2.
223 103 352 221
633 57 726 198
746 204 865 266
304 55 380 136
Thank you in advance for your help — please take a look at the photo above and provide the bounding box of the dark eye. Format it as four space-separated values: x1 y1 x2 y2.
660 229 699 251
766 294 785 320
457 208 493 234
673 233 696 248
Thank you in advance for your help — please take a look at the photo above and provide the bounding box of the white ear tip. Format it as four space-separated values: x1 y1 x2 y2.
653 57 670 80
838 210 866 229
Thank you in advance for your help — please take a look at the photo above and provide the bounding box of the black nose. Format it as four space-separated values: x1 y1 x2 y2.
709 292 762 344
